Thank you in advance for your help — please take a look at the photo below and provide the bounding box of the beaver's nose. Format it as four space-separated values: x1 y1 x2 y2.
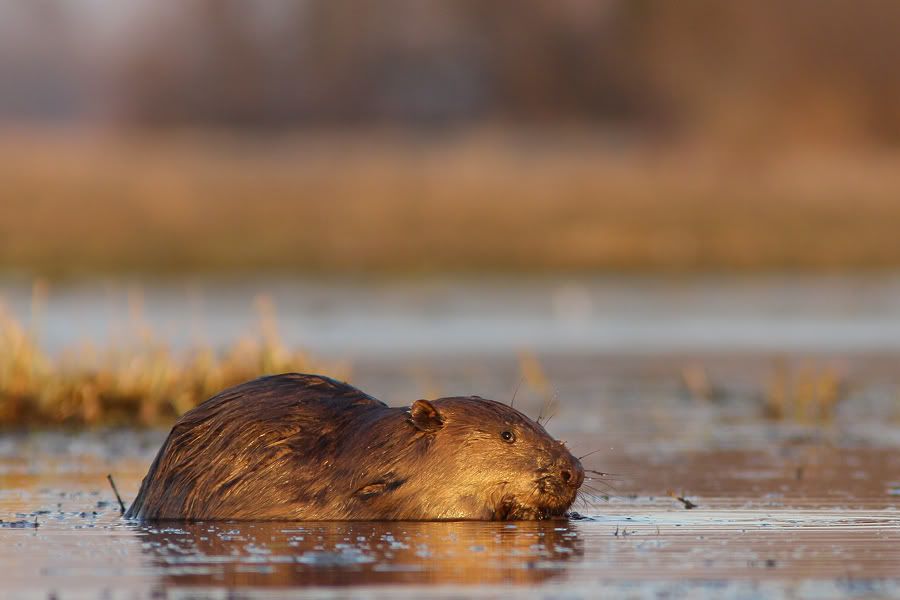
556 455 584 489
566 460 585 489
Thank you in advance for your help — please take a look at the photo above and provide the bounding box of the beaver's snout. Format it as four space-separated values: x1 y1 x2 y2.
555 453 584 491
560 459 585 490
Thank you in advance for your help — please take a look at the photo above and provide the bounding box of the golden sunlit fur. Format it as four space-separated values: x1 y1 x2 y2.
126 373 583 521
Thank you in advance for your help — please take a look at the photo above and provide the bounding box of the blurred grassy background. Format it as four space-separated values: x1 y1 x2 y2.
3 132 900 275
1 0 899 276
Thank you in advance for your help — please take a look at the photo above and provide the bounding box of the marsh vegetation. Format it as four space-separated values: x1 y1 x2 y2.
0 291 345 426
3 134 900 276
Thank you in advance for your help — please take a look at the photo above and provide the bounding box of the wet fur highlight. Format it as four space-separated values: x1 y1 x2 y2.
126 373 584 521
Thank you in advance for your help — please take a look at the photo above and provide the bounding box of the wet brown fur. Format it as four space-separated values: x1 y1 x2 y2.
126 373 584 521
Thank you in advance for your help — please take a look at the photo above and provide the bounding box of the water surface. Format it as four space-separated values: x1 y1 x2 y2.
3 355 900 599
6 274 900 356
3 276 900 597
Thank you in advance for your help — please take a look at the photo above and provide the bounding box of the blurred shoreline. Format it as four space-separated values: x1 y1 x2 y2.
3 129 900 278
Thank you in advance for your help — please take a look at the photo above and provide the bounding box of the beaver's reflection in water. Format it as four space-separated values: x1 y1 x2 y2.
138 519 583 588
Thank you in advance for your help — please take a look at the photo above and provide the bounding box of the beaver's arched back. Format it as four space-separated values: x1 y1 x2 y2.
125 373 386 520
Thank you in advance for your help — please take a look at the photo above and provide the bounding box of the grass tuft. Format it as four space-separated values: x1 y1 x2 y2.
0 295 348 427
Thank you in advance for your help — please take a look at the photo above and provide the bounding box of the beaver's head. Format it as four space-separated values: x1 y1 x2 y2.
405 396 584 520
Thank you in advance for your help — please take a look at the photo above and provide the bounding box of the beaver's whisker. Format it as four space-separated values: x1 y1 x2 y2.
523 485 540 510
510 377 524 409
584 475 620 484
577 448 605 461
584 468 626 478
583 481 618 495
579 488 615 504
587 477 626 487
585 480 619 494
576 495 593 510
581 481 619 495
541 390 560 428
581 483 611 495
577 487 600 500
585 476 625 485
576 489 606 506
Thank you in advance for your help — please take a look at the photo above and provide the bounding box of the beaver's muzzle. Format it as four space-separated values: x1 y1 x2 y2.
554 450 584 490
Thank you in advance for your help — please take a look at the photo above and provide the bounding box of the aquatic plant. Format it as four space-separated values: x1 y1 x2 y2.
0 294 348 427
764 360 846 424
680 361 848 424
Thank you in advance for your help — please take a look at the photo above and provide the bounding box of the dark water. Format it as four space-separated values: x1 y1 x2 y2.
3 355 900 599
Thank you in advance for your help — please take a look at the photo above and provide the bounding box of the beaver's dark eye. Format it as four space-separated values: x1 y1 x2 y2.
500 430 516 443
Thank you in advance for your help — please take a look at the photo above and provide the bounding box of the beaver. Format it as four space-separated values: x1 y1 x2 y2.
125 373 584 521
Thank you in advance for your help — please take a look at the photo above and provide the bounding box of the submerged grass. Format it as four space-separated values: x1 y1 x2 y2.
0 291 348 427
680 361 848 424
763 360 846 425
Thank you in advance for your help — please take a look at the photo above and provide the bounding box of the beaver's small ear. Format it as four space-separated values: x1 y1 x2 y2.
409 399 444 432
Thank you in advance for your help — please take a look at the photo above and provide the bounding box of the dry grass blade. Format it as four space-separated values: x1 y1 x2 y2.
0 296 347 427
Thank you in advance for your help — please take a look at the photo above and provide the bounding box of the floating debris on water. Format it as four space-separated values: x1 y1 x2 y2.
667 490 699 510
0 519 39 529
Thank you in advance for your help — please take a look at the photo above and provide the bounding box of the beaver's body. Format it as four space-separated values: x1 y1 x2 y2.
126 373 584 521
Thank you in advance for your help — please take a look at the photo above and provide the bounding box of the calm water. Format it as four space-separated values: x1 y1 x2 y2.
2 276 900 598
6 274 900 356
3 354 900 599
